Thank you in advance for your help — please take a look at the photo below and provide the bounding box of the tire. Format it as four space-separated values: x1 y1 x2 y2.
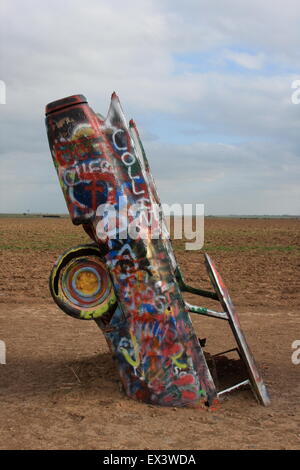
49 244 117 320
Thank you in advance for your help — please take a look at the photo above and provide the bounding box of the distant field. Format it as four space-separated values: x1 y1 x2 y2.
0 215 299 254
0 216 299 308
0 213 69 218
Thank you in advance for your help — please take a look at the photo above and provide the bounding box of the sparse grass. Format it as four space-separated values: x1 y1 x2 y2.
0 217 90 252
0 216 299 312
172 242 299 253
201 245 299 252
0 217 299 256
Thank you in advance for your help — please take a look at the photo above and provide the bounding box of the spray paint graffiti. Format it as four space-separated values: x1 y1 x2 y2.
45 93 217 407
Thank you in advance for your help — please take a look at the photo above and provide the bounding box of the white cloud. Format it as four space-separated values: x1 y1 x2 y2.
224 50 265 70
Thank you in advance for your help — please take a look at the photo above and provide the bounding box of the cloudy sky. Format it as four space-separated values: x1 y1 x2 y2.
0 0 299 215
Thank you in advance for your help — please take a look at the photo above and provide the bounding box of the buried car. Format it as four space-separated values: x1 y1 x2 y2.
45 93 270 408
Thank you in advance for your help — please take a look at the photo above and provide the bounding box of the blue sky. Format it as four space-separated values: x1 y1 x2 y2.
0 0 299 215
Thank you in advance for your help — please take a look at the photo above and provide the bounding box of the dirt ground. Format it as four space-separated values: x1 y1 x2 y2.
0 216 299 450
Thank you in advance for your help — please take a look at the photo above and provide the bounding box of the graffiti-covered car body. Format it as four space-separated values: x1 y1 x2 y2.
45 93 217 407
